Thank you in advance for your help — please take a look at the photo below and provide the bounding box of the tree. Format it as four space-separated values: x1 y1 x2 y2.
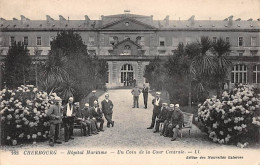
3 42 32 88
39 31 107 101
211 38 232 97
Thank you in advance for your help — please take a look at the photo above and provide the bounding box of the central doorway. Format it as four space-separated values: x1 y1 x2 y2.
121 64 134 86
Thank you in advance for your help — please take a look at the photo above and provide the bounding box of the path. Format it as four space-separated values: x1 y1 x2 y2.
1 89 260 152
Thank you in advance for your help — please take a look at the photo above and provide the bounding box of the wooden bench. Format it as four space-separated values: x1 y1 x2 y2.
159 112 193 138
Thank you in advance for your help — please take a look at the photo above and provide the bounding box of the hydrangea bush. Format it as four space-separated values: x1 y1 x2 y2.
0 85 60 145
198 84 260 147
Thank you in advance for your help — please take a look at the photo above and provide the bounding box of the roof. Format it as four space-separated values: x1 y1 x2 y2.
0 14 259 31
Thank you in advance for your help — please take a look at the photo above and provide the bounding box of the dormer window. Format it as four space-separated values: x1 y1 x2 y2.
125 22 129 26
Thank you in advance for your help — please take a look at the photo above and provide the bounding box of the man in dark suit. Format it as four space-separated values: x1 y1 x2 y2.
63 97 76 142
90 100 104 132
47 97 63 146
142 84 149 109
161 104 174 137
74 102 89 136
168 104 184 141
101 93 114 128
147 92 163 129
154 103 168 133
89 90 98 107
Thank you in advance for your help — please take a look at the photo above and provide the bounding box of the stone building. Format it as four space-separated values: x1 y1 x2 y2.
0 13 259 88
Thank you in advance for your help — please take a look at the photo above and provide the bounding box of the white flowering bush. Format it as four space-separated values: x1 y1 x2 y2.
0 85 60 145
198 84 260 147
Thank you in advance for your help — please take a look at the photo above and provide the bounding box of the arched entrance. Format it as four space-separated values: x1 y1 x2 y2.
121 64 134 86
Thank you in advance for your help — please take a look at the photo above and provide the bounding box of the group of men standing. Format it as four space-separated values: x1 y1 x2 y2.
147 92 184 141
131 85 184 141
47 90 114 147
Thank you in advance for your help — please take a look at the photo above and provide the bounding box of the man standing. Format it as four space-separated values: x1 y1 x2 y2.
131 86 141 108
154 103 168 133
168 104 184 141
47 97 62 146
147 92 163 129
90 100 104 132
161 104 174 137
142 84 149 109
63 97 75 142
101 93 114 128
89 90 98 107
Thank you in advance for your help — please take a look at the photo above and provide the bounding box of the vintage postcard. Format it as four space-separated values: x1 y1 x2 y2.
0 0 260 165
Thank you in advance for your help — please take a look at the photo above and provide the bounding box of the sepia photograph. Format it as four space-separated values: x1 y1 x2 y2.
0 0 259 165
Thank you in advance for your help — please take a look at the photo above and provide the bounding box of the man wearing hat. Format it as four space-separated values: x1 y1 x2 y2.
168 104 184 141
47 97 62 146
131 85 141 108
83 103 99 135
161 104 175 137
89 100 104 132
154 103 169 133
101 93 114 128
74 102 89 136
147 92 163 129
63 97 76 142
89 90 98 107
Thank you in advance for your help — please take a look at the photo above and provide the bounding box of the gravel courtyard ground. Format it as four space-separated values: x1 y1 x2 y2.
1 89 260 151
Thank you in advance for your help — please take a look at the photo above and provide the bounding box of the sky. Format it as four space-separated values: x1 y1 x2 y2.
0 0 260 20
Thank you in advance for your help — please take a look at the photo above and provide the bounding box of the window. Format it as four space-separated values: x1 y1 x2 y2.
106 71 109 83
109 37 115 45
238 52 243 56
136 36 145 46
212 37 217 43
226 37 230 43
253 65 260 83
88 37 95 46
159 37 165 46
23 36 28 46
251 37 257 46
185 37 191 45
172 37 179 47
238 37 243 46
10 36 15 46
250 50 257 56
231 65 247 84
36 36 41 46
0 37 3 46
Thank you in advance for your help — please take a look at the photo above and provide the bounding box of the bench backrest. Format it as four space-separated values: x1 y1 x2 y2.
182 112 193 128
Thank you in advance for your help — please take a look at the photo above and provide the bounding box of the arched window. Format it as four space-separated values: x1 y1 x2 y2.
231 65 247 84
253 65 260 83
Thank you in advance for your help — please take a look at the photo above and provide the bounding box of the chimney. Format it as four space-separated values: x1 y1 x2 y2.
85 15 90 25
228 15 233 26
46 15 54 22
21 15 30 24
188 15 195 25
164 15 169 26
247 18 253 21
59 15 66 24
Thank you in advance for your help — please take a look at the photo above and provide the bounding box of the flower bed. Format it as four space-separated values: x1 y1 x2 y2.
0 85 60 145
198 84 260 147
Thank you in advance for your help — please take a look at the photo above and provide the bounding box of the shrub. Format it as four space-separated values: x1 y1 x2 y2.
0 85 60 145
198 84 260 147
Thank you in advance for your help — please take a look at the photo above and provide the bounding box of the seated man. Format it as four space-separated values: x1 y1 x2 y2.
83 103 99 135
161 104 174 137
74 102 89 136
168 104 184 141
154 103 168 133
90 100 104 132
